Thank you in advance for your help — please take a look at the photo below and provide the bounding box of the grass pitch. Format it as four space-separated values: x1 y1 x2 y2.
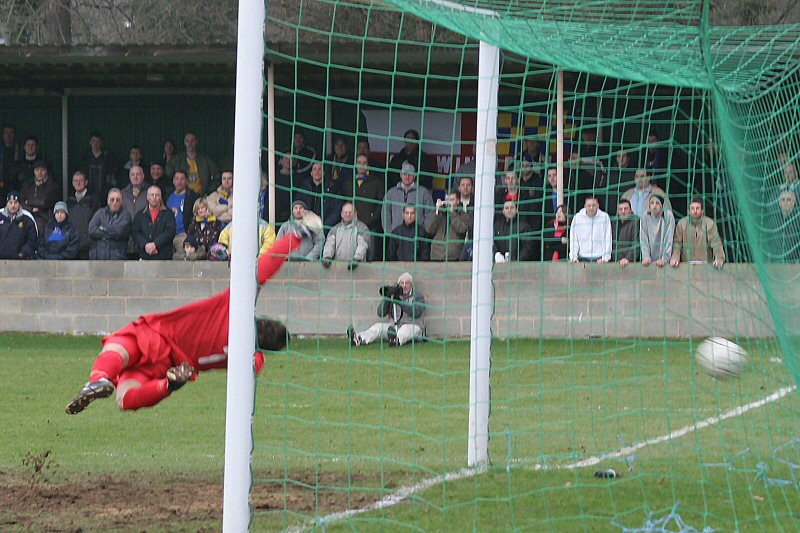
1 333 799 532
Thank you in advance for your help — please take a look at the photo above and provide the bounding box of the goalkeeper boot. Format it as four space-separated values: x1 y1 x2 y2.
65 378 115 415
166 362 196 392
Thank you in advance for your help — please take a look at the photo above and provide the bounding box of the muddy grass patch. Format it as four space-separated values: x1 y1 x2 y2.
0 469 403 531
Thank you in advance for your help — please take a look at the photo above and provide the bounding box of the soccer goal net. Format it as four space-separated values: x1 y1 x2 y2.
249 0 800 530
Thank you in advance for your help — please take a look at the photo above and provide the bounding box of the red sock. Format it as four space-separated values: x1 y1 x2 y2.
89 351 126 383
121 379 171 410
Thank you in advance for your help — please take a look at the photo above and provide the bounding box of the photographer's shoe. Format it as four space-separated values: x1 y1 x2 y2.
387 326 399 347
347 325 361 346
66 378 115 415
166 363 196 392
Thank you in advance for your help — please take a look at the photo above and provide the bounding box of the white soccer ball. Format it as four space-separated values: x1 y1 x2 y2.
302 211 323 235
695 337 748 379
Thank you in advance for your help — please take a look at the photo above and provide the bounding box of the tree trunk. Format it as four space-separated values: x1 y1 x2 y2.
42 0 71 45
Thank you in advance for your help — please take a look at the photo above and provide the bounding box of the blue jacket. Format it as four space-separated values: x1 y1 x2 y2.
38 218 80 259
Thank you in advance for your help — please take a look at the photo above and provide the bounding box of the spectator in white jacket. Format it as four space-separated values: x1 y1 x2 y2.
569 196 612 263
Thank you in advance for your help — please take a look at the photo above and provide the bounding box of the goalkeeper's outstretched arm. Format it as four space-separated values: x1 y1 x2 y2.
257 233 302 285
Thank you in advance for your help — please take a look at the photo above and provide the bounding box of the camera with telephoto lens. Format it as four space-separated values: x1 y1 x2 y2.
379 284 404 299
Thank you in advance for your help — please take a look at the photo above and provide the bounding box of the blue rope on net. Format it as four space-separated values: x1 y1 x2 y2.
613 503 715 533
702 440 799 487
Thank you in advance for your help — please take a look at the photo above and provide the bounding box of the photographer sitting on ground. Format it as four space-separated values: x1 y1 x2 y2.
347 272 425 347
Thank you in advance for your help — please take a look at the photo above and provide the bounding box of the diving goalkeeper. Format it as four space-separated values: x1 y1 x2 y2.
65 229 308 414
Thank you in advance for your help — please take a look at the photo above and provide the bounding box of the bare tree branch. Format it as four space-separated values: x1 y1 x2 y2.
0 0 795 47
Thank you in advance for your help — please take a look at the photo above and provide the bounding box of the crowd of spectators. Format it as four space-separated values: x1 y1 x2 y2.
0 123 795 265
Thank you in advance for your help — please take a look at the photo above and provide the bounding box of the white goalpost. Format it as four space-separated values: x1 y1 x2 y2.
221 0 551 525
223 0 266 530
468 40 500 467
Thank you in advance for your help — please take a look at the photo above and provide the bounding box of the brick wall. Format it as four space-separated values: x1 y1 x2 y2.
0 260 781 338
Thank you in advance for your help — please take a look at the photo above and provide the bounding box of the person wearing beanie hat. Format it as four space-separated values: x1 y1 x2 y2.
53 201 68 215
347 271 426 348
0 190 38 259
383 157 435 234
649 193 665 207
275 198 323 261
639 191 675 267
174 232 207 261
37 198 80 260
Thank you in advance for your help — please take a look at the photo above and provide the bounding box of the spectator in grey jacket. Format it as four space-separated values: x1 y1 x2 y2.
276 199 323 261
348 272 425 347
382 162 435 235
321 202 369 269
88 188 132 260
639 193 675 267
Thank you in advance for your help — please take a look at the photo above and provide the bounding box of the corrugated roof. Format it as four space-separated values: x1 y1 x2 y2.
0 44 236 90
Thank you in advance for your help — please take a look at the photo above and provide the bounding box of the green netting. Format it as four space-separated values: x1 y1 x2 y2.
253 0 800 530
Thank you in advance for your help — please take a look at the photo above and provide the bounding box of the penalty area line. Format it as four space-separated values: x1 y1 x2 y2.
285 385 795 531
285 466 486 532
529 385 798 471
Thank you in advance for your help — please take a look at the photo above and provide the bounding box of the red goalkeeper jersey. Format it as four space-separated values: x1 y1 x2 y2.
106 234 298 373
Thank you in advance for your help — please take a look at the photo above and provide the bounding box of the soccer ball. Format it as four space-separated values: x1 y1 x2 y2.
302 211 324 235
695 337 748 380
